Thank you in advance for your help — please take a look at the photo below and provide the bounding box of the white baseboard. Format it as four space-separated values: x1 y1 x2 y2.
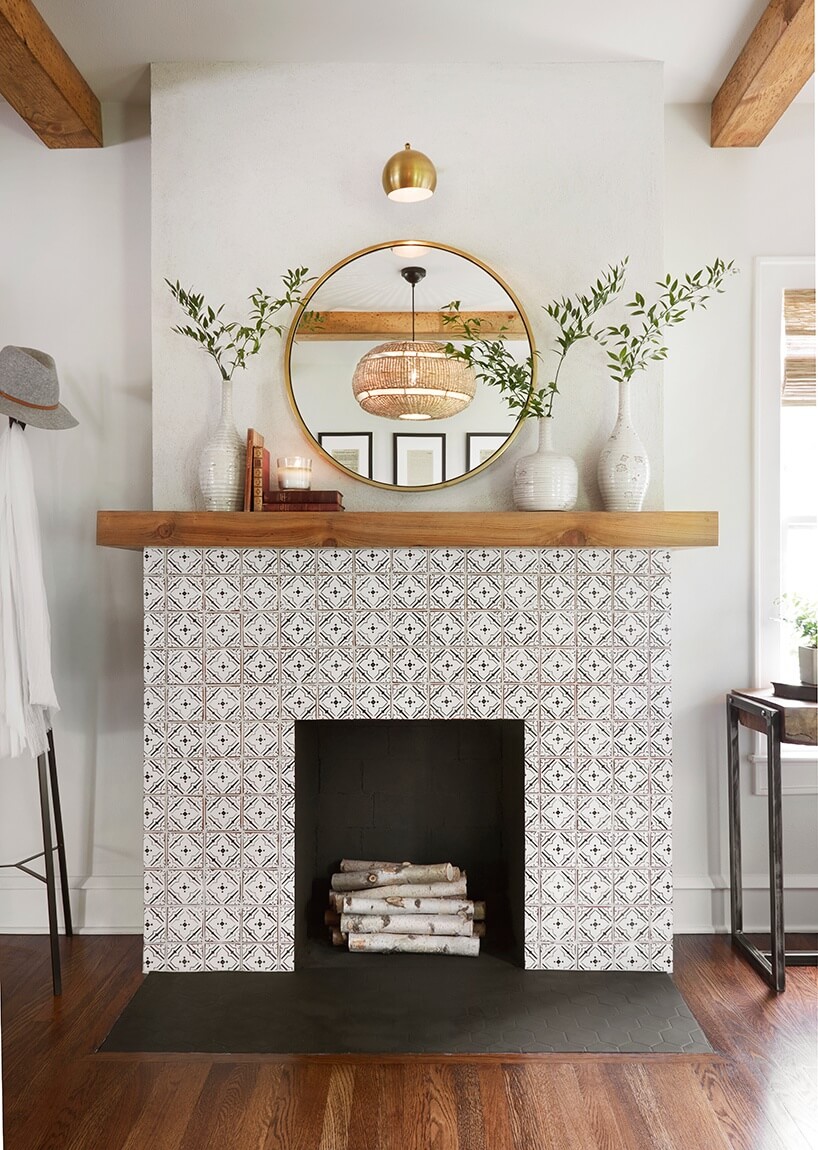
674 873 818 933
1 873 816 935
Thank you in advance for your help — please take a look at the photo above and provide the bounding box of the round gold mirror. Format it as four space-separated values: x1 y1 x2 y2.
285 240 536 491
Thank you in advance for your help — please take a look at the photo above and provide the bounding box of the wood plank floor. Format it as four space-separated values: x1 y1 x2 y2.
0 935 815 1149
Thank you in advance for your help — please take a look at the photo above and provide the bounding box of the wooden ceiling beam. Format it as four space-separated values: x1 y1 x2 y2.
711 0 814 147
0 0 102 147
295 310 527 342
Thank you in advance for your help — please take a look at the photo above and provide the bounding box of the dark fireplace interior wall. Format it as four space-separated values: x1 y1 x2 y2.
295 720 524 962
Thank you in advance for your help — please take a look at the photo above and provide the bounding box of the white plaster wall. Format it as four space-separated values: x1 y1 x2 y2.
151 62 665 511
0 102 150 932
665 103 817 931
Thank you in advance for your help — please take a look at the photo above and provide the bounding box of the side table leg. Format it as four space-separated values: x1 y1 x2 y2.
767 711 785 992
726 697 743 940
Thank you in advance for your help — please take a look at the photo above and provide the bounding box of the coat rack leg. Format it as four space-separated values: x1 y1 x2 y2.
47 729 73 937
37 751 62 996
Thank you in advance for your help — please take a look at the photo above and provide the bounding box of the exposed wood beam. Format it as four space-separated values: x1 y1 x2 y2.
295 311 527 342
0 0 102 147
711 0 814 147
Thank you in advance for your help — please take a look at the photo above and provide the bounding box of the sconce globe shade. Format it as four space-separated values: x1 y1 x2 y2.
352 341 475 420
382 144 437 202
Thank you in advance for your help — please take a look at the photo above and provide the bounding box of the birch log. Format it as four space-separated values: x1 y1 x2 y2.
365 863 459 887
348 933 480 957
330 928 347 947
342 896 474 917
473 901 485 922
339 859 409 872
324 909 340 927
330 879 467 911
473 923 485 938
330 863 458 892
341 913 473 937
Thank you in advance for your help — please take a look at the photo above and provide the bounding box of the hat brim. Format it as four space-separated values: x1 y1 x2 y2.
0 395 78 430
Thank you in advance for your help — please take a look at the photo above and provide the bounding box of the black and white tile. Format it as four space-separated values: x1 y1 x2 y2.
144 546 672 974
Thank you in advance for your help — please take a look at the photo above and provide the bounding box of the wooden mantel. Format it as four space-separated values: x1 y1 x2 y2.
96 510 718 551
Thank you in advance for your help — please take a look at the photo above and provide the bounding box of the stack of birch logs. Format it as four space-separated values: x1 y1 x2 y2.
324 860 485 956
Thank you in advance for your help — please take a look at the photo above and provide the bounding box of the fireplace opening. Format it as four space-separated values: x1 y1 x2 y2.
295 719 525 967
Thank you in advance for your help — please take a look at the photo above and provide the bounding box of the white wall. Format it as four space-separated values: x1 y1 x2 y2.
665 103 817 931
0 84 813 936
151 62 665 511
0 102 151 931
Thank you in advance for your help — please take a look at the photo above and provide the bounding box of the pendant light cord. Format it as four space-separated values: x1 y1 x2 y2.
411 280 416 342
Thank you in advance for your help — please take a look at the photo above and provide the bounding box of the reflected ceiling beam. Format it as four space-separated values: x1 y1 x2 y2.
0 0 102 147
296 311 527 341
711 0 814 147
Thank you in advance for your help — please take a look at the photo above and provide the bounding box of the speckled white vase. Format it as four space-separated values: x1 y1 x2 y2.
597 379 649 511
198 378 244 511
513 418 578 511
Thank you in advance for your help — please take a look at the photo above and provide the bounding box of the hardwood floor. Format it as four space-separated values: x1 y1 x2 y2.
0 935 815 1149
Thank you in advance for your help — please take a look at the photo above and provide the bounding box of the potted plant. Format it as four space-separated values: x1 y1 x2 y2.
442 259 627 510
595 258 735 511
167 268 311 510
778 594 818 685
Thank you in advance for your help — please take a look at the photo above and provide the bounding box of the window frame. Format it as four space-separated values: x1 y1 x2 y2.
752 257 816 795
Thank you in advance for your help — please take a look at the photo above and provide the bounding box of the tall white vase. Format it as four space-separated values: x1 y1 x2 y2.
513 417 578 511
597 379 650 511
198 378 245 511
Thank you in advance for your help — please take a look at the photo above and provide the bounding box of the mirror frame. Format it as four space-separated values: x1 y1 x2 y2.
283 239 537 492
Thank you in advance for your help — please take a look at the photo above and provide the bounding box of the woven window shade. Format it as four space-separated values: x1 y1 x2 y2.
782 288 816 407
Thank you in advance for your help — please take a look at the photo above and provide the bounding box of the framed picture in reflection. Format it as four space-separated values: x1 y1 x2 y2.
393 433 446 486
466 433 508 470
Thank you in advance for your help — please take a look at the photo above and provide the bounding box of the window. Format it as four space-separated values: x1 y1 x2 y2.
754 259 816 792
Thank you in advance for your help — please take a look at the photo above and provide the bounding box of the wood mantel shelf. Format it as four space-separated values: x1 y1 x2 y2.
96 510 718 551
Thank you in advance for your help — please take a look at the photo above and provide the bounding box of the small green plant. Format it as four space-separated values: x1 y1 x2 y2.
441 259 627 419
599 258 736 384
166 267 312 381
777 593 818 647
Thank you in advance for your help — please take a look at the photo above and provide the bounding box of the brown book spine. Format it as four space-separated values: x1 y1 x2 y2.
252 446 270 512
261 503 344 512
263 490 344 503
244 428 263 511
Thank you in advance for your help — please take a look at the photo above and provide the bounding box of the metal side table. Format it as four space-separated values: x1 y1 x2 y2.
726 688 818 991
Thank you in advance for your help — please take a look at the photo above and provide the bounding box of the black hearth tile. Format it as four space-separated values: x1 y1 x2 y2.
101 953 712 1056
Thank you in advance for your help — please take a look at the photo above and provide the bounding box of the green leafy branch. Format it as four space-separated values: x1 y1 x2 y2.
166 266 313 381
777 593 818 647
540 259 628 417
441 259 627 420
441 305 540 416
599 258 736 385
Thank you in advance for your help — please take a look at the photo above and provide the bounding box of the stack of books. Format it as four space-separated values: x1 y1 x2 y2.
263 489 344 512
243 428 344 512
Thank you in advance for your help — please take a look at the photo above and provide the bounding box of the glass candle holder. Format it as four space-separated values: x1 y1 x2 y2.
277 456 312 490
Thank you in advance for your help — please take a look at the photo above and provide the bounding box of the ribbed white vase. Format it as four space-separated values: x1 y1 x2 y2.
513 417 578 511
597 379 650 511
198 378 245 511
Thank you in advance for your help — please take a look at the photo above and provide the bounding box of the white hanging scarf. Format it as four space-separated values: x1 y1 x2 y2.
0 422 59 758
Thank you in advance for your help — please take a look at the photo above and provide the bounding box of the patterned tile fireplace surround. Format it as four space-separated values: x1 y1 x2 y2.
143 544 673 975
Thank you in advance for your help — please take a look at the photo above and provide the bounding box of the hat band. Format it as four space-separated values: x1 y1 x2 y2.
0 388 59 412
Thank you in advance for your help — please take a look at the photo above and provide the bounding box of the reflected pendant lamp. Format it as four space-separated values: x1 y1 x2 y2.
352 267 476 421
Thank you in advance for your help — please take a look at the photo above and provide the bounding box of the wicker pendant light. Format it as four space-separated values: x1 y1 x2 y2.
352 267 476 421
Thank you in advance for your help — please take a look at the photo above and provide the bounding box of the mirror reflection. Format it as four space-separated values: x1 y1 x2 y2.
286 242 534 490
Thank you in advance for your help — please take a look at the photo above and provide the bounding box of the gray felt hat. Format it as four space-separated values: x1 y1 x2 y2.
0 346 78 430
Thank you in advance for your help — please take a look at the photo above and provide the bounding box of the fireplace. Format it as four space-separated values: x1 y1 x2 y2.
142 544 673 974
294 719 525 964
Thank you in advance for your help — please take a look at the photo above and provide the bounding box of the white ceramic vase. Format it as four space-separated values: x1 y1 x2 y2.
513 418 578 511
198 378 245 511
597 379 650 511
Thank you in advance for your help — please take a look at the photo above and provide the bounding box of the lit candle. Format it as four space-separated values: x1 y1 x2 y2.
277 456 312 490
